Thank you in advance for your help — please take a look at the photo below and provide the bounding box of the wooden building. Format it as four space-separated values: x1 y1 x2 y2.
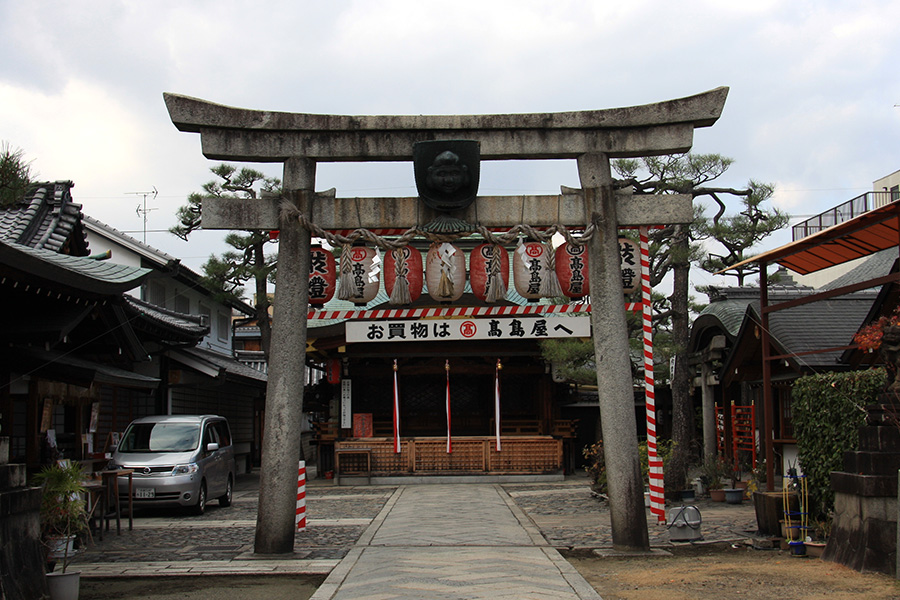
0 181 267 470
689 274 878 475
305 292 586 480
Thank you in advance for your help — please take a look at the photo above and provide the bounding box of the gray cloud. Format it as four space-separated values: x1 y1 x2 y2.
1 0 898 282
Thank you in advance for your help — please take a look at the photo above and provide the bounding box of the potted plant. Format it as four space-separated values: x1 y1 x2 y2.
700 455 730 501
722 465 746 504
33 460 89 599
804 517 832 558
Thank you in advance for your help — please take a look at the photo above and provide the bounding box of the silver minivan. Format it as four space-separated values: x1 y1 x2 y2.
109 415 236 515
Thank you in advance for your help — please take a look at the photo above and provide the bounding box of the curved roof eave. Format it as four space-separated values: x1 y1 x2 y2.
0 239 151 295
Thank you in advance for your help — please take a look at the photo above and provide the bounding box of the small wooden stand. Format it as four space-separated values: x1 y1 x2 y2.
335 448 372 485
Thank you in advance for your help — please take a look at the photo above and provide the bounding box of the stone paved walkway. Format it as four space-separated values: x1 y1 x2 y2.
72 474 759 586
504 481 759 548
311 484 599 600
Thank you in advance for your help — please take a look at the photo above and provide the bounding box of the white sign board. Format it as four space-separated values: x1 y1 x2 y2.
340 379 352 429
346 316 590 343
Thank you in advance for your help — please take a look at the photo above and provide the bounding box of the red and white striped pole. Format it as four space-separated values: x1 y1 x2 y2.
494 359 502 452
393 359 401 453
296 460 307 531
445 360 452 454
640 227 666 523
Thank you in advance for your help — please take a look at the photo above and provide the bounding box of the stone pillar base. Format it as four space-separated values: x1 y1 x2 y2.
824 413 900 577
824 488 897 576
1 463 49 599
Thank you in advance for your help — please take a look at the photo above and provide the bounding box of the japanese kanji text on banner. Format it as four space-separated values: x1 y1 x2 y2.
346 316 590 343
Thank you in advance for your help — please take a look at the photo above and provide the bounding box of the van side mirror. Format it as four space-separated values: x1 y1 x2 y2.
206 442 219 452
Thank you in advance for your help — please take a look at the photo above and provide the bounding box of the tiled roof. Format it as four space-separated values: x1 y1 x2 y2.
123 295 209 338
0 181 89 255
821 248 898 290
0 239 151 294
693 276 876 370
83 214 257 317
16 348 160 389
694 279 817 341
762 292 876 368
694 299 751 339
178 346 268 383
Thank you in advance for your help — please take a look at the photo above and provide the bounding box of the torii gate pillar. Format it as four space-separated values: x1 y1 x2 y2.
579 153 649 550
254 158 313 553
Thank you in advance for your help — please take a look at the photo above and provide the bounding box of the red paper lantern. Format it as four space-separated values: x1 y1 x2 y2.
513 241 549 301
426 243 466 302
384 246 423 304
308 245 336 306
470 243 509 302
342 244 380 305
555 242 589 298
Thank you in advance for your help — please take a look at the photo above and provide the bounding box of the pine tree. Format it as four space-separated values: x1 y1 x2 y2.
612 154 786 495
0 142 34 207
171 164 281 360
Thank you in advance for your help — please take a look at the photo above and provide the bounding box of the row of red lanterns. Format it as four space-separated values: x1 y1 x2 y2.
309 240 634 307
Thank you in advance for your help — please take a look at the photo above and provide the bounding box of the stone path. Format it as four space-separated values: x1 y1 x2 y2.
71 484 397 575
72 474 759 590
504 482 758 547
311 484 599 600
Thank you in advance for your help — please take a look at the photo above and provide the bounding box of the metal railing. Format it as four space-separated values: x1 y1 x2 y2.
792 191 895 241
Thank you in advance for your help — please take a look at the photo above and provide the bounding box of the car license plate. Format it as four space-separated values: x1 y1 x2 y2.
135 487 155 499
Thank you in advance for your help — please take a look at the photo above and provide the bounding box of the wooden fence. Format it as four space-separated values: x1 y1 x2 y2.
334 436 562 476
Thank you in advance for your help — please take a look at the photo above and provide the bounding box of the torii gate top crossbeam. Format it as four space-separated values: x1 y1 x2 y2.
164 87 728 163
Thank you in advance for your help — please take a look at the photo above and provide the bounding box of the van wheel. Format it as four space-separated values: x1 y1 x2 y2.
191 481 207 515
219 475 233 507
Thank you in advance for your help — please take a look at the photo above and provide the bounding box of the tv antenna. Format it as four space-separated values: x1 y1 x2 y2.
128 187 158 243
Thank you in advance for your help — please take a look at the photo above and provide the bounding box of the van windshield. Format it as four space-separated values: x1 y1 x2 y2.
119 423 200 453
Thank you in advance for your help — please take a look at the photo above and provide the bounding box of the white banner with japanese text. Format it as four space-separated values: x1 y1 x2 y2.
345 316 590 343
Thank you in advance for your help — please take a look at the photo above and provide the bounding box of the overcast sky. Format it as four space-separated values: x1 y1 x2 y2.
2 1 898 293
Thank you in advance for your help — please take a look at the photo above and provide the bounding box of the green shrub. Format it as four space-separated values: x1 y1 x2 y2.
699 454 731 489
583 441 606 494
584 439 673 495
792 368 886 517
638 439 674 484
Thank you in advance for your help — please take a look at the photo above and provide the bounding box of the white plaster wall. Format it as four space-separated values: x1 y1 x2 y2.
86 228 233 353
791 255 867 289
84 230 143 268
782 444 802 478
874 169 900 193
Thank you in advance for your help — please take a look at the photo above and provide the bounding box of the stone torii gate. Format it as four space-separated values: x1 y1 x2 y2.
165 87 729 553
